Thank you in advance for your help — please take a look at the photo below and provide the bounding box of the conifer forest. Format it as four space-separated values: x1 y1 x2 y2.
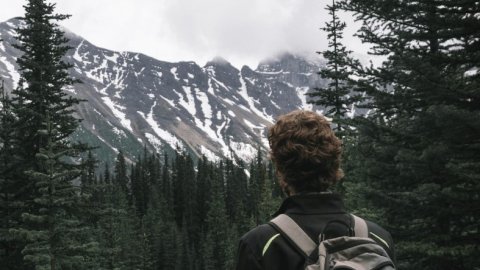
0 0 479 269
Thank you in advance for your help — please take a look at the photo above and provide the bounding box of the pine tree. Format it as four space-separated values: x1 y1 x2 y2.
131 153 150 217
161 153 173 210
248 148 266 224
80 150 97 195
7 0 99 268
0 81 24 269
341 0 480 268
12 0 83 172
114 150 129 194
11 115 97 269
225 158 251 233
202 166 230 270
308 0 361 136
96 176 142 270
172 151 196 229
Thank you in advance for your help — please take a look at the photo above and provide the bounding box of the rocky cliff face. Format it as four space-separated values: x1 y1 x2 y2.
0 18 325 163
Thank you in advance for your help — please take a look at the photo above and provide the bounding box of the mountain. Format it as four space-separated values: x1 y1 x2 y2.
0 18 325 163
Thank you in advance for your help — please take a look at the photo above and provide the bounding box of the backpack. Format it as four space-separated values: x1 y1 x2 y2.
270 214 395 270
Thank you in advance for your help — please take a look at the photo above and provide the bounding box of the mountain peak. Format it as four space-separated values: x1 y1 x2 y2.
256 52 321 74
205 56 231 67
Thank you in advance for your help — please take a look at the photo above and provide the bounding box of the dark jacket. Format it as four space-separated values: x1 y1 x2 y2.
236 193 395 270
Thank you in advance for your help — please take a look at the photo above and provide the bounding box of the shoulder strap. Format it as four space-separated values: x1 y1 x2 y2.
351 214 369 238
270 214 317 257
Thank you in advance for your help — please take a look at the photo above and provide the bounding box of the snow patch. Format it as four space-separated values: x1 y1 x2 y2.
196 89 212 119
6 22 16 29
85 59 109 84
64 86 77 95
112 126 127 137
161 96 175 107
245 77 256 85
238 75 274 122
97 135 119 153
145 132 163 153
171 67 180 80
296 86 313 110
73 40 85 62
138 102 184 149
211 77 229 91
243 119 263 130
179 86 197 116
229 141 257 162
223 98 235 105
101 96 133 132
199 145 220 162
104 52 119 63
0 55 20 88
465 68 478 77
205 65 216 77
207 78 215 94
238 104 250 112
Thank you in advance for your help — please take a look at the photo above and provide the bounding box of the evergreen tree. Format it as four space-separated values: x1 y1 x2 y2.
97 177 141 270
248 148 266 224
341 0 480 268
161 153 173 210
103 162 111 184
11 115 97 269
202 166 231 270
80 150 97 195
7 0 96 268
114 150 129 194
0 81 24 269
172 151 196 228
308 0 361 136
12 0 83 174
225 159 251 233
194 155 212 245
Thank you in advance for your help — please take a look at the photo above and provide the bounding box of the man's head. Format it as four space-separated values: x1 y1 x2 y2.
268 110 343 195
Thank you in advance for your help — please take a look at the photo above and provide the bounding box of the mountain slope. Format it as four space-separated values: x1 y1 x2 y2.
0 18 325 163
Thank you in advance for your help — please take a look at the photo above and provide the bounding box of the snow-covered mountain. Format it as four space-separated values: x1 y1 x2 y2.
0 18 325 163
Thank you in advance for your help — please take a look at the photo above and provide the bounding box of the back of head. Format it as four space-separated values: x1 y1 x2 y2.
268 110 343 194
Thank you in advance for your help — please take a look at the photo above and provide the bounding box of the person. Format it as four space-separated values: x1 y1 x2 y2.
236 110 395 270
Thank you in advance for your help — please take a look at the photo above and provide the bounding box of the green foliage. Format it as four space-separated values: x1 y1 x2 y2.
340 0 480 268
11 116 98 270
1 1 101 268
308 0 362 137
92 148 282 270
0 81 26 269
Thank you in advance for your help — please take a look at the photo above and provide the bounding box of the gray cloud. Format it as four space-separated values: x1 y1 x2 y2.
0 0 370 68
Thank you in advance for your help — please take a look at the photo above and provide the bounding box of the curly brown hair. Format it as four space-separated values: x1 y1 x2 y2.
268 110 343 193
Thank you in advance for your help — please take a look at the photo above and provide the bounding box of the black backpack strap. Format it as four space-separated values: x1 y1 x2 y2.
269 214 316 257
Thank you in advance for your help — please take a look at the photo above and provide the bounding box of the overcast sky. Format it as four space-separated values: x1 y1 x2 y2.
0 0 370 68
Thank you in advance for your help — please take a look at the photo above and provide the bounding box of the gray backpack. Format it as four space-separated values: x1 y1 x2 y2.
270 214 395 270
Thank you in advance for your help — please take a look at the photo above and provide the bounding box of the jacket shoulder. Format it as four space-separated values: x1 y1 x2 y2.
239 223 278 257
364 219 395 261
